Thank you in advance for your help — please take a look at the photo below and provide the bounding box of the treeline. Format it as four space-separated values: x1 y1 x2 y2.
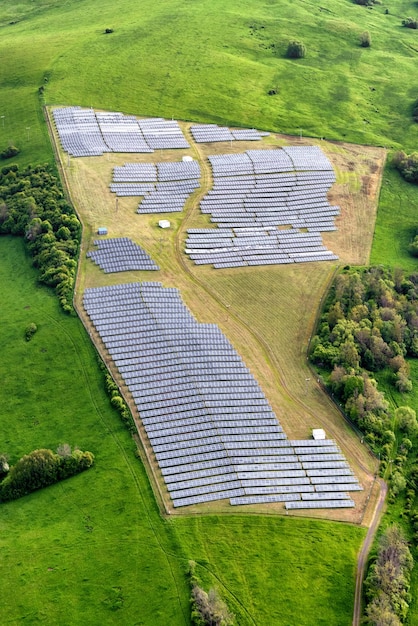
310 267 418 448
365 525 413 625
0 445 94 502
0 163 81 312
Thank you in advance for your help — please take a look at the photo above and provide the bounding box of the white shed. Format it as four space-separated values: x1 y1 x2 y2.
158 220 170 229
312 428 326 440
97 227 108 235
182 156 193 162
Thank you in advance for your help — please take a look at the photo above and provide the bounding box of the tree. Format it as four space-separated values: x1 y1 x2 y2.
0 145 20 160
360 31 371 47
391 472 406 496
286 41 306 59
24 322 37 341
191 586 234 626
402 17 418 29
395 406 418 434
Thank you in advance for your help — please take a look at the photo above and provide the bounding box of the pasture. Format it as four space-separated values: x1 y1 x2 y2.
2 0 418 168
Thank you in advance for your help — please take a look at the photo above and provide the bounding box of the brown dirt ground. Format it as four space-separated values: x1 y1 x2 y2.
47 108 385 524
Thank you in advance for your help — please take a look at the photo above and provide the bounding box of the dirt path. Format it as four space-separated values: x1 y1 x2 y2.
352 478 387 626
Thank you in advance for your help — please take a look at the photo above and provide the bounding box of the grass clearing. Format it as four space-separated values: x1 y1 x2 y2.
371 161 418 270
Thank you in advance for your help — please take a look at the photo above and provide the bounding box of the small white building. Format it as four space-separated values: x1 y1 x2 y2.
158 220 170 229
97 227 108 235
312 428 326 440
182 156 193 162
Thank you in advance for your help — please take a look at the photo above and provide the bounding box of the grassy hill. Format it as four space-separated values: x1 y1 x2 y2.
2 0 418 167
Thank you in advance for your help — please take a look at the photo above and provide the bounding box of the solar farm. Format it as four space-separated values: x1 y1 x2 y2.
50 107 382 514
87 238 159 273
83 281 362 509
52 107 189 156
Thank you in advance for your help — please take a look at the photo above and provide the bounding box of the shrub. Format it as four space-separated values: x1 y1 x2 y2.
354 0 374 5
402 17 418 29
0 145 20 160
24 322 37 341
286 41 306 59
393 151 418 184
0 446 94 502
360 31 371 47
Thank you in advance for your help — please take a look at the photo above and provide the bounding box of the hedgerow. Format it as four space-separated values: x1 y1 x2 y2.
0 163 81 312
0 446 94 502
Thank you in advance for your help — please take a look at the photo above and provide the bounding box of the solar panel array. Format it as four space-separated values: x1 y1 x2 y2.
83 282 361 509
185 146 339 267
87 238 159 273
52 107 189 156
109 160 201 214
190 124 268 143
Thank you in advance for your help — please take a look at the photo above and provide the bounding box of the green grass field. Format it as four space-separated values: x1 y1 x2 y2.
2 0 418 168
0 236 365 625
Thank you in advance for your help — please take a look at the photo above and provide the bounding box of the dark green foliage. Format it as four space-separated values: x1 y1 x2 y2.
402 17 418 29
309 266 418 450
407 234 418 257
412 100 418 123
365 525 413 624
360 31 371 47
393 151 418 184
24 322 37 341
104 28 114 34
286 41 306 59
1 145 20 160
0 164 80 311
354 0 374 5
97 359 136 433
0 446 94 502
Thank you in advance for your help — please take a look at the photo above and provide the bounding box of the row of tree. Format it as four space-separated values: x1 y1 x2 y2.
0 445 94 502
0 163 81 312
365 525 413 625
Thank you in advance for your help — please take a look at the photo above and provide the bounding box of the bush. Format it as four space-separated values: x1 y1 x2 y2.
393 151 418 184
24 322 37 341
354 0 374 5
360 31 371 47
286 41 306 59
0 145 20 160
408 234 418 257
0 446 94 502
402 17 418 29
